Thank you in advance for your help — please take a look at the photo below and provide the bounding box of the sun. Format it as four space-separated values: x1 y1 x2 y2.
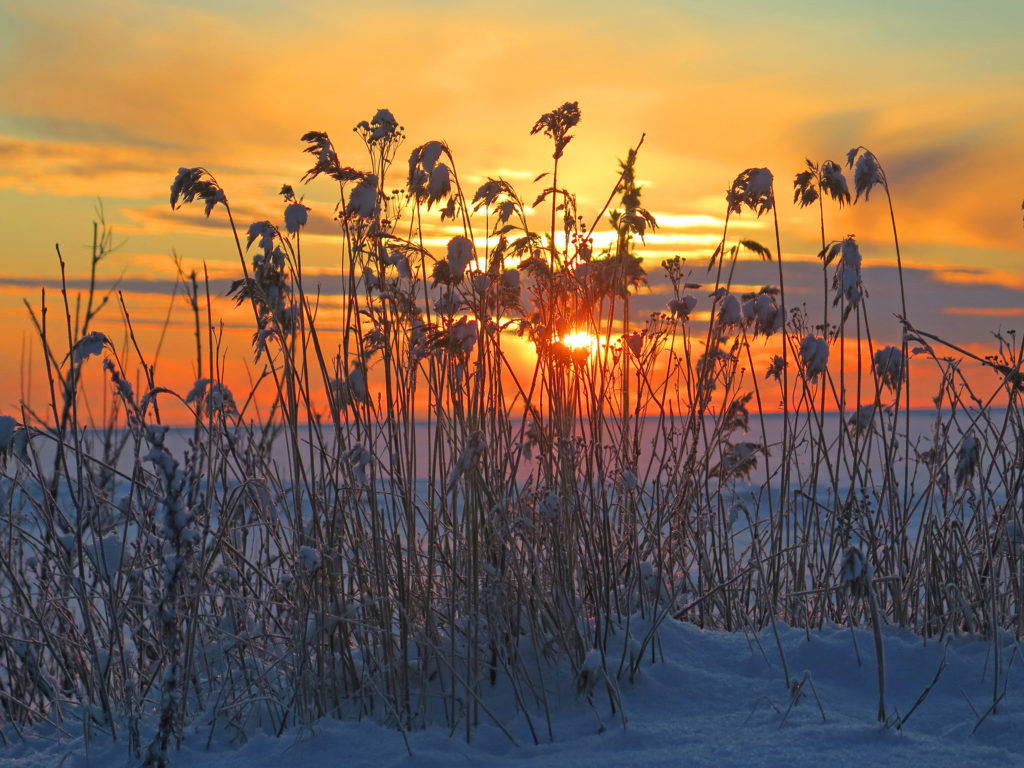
561 330 597 351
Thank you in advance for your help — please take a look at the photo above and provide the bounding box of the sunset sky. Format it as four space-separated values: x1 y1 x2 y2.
1 0 1023 417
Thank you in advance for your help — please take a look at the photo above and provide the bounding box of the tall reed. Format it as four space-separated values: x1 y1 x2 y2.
1 105 1022 758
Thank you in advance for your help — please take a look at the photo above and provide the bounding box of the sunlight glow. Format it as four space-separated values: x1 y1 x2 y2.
560 330 597 350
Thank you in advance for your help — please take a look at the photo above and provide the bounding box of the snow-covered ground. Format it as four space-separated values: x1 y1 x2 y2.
5 620 1022 767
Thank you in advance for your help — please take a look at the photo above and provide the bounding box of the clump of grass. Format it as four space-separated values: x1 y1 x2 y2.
2 103 1023 762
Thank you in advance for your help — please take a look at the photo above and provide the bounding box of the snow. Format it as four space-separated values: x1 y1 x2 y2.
799 334 829 381
6 621 1022 767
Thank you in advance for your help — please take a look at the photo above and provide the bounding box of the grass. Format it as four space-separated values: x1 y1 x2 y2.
1 103 1023 762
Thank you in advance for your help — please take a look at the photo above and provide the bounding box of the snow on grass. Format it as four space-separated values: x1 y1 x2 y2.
6 621 1022 768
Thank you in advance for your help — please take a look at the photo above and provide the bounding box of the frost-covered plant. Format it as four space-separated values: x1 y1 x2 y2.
142 425 196 767
726 167 774 216
742 289 780 337
793 159 850 209
873 346 906 392
799 335 829 382
821 236 864 318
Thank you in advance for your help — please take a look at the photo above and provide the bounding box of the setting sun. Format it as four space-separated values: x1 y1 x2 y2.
560 330 598 351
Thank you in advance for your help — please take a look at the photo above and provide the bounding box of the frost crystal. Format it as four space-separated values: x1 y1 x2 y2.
539 490 559 522
619 470 639 491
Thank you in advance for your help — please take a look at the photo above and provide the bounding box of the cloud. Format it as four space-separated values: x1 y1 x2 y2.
0 135 179 197
0 114 181 149
943 307 1024 317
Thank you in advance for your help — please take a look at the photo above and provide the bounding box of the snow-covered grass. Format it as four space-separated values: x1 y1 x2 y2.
4 622 1023 766
2 104 1024 766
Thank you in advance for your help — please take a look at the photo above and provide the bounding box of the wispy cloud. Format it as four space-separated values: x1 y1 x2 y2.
0 114 181 149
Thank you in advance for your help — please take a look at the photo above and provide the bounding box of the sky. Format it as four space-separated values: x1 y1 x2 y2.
1 0 1023 417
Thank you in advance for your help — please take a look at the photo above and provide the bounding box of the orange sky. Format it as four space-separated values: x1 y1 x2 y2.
1 0 1023 420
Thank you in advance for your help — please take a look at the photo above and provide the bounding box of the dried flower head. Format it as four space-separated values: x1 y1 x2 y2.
300 131 364 184
793 163 819 208
69 331 112 365
847 403 879 436
794 159 850 209
284 201 309 235
446 236 475 281
822 236 864 317
345 174 379 218
427 163 452 209
472 178 504 211
717 292 742 328
531 101 581 161
873 346 906 392
247 220 277 254
408 141 451 204
742 290 780 336
846 147 886 203
450 316 478 356
668 295 697 321
624 332 643 357
765 355 786 382
185 379 237 416
727 167 774 217
170 167 226 217
799 334 829 382
820 161 851 206
355 108 402 145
